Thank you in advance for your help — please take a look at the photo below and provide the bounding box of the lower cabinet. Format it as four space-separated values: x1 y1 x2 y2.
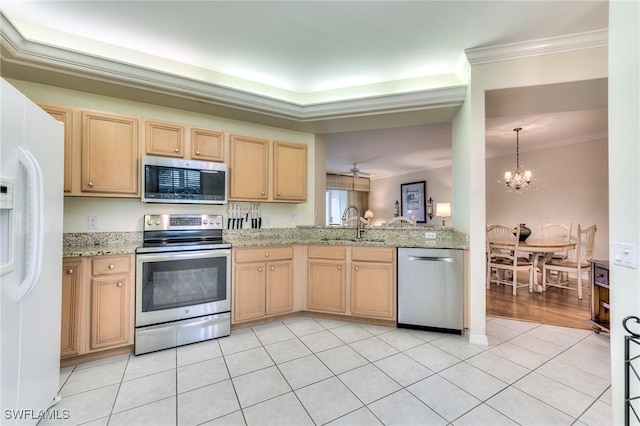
307 245 396 320
233 246 293 324
61 254 134 359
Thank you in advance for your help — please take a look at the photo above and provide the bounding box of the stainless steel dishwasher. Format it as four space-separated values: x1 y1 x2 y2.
397 248 464 334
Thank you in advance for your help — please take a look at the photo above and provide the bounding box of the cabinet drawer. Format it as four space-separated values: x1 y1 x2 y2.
308 245 346 260
92 256 131 276
234 246 293 263
352 247 395 263
594 266 609 286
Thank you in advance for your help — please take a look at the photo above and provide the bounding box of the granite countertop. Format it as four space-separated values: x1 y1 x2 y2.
63 227 468 256
63 232 142 257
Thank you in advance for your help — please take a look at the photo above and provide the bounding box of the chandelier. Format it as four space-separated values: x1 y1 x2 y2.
504 127 532 192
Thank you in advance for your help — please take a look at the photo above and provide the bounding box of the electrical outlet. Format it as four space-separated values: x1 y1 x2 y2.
87 216 98 229
290 213 297 222
425 232 436 240
263 216 270 227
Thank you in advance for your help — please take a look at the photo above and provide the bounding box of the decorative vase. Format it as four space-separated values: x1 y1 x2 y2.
517 223 531 242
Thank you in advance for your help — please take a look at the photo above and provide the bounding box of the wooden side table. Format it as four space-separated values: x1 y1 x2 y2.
590 259 610 333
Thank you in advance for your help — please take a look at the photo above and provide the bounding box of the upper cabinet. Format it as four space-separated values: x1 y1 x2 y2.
191 127 225 162
145 120 185 158
229 135 307 202
82 111 139 196
273 141 307 202
38 103 74 193
229 134 269 200
145 120 225 162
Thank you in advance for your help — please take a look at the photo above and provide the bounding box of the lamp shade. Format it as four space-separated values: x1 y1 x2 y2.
435 202 451 217
364 209 374 219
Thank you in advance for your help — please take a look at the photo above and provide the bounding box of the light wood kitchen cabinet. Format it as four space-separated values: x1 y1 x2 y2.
307 246 347 313
145 119 185 157
351 247 396 320
61 259 83 358
229 134 269 200
191 127 225 162
38 103 74 193
60 254 134 360
81 111 139 196
306 245 396 320
233 246 293 323
145 120 225 162
273 141 307 201
229 134 307 202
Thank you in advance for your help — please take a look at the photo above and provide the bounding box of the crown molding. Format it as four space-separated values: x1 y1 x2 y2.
0 13 465 123
465 29 608 65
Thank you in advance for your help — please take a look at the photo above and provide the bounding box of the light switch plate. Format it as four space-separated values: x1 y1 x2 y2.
425 232 437 240
614 241 636 269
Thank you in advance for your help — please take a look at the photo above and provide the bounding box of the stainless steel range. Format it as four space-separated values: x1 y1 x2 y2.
135 214 231 355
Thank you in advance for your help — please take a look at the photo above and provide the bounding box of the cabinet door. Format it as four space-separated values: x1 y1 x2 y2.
229 135 269 200
307 260 346 313
146 120 184 157
266 261 293 316
61 259 83 358
351 262 395 319
233 262 266 323
273 141 307 201
81 111 139 195
89 275 131 351
191 128 224 162
39 104 74 193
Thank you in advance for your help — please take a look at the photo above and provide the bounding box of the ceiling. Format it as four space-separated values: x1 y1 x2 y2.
0 1 609 179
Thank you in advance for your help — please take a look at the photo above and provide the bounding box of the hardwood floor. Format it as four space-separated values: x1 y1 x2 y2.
486 271 594 330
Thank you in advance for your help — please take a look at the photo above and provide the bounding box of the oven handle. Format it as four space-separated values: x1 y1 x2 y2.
137 314 230 334
136 249 231 263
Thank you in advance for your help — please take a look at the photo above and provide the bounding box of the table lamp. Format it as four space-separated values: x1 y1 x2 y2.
435 202 451 226
364 209 374 226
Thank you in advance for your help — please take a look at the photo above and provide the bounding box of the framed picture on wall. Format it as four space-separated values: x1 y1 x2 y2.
400 181 427 223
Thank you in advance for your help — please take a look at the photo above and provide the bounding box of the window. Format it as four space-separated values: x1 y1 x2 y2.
326 189 348 225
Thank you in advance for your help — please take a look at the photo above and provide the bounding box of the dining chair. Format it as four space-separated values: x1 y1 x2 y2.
542 224 597 300
384 216 417 227
486 224 534 296
540 222 573 280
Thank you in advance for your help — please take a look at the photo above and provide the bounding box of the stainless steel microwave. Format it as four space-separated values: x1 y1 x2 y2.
141 155 227 204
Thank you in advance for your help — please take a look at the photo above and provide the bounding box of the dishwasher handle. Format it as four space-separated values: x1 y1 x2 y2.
407 255 453 262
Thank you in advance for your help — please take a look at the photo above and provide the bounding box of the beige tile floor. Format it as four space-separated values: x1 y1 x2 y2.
43 316 612 426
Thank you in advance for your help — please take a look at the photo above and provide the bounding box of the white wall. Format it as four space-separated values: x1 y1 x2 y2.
369 167 452 226
486 138 609 260
609 2 639 424
9 79 317 232
460 47 608 344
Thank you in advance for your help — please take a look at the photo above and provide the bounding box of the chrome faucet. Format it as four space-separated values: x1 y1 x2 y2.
342 205 366 239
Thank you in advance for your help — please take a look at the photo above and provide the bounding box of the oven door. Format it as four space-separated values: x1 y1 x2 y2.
136 248 231 327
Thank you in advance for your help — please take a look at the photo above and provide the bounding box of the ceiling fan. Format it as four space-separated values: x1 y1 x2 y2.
341 163 373 178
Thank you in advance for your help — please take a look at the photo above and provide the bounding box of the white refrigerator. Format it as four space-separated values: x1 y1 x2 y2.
1 78 64 425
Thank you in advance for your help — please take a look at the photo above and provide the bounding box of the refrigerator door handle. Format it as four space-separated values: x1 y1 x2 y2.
15 147 44 302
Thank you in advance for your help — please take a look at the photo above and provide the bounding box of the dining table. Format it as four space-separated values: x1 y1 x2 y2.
517 238 577 292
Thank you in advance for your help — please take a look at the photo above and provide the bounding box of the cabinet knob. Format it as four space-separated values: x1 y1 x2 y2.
195 150 201 155
265 253 270 257
108 264 115 269
117 281 123 287
337 265 341 270
270 266 275 271
261 191 265 195
277 192 281 196
355 266 359 271
258 267 263 272
174 148 179 153
87 182 93 188
67 269 74 274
